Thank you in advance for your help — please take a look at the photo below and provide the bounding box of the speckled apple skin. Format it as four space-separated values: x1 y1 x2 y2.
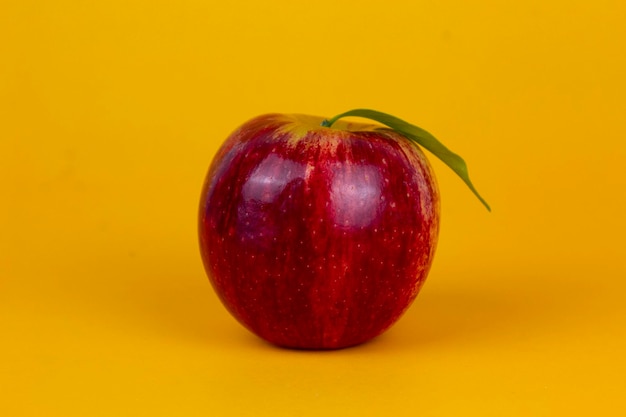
198 114 440 349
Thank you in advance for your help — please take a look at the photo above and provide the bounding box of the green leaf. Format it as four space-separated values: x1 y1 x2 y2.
322 109 491 211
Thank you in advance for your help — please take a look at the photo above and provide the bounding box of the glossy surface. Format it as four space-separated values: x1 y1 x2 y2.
199 114 440 348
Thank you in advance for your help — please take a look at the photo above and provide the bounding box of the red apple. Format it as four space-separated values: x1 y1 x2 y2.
198 110 488 349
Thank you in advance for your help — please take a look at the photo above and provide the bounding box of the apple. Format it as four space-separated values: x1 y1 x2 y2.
198 109 488 349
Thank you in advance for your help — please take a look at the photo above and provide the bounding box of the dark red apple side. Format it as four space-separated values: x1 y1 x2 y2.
199 115 440 349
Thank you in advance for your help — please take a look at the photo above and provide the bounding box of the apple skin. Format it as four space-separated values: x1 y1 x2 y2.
198 113 440 349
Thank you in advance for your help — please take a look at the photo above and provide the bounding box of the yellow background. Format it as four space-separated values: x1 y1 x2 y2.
2 0 625 415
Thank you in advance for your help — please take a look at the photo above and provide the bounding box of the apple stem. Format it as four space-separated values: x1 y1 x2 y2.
319 109 491 211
